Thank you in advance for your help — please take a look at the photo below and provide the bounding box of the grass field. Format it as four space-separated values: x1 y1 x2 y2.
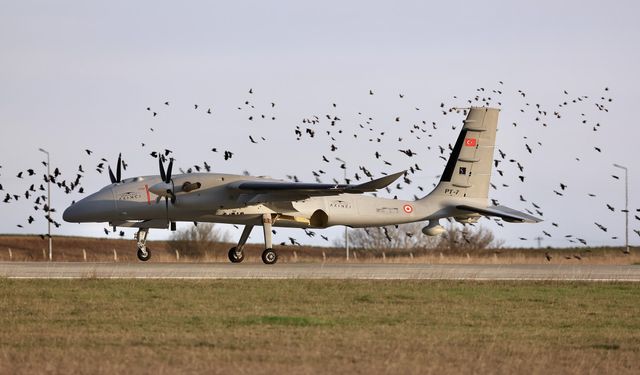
1 280 639 374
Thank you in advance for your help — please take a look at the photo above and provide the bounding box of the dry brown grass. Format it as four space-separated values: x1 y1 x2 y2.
0 234 638 265
0 279 638 374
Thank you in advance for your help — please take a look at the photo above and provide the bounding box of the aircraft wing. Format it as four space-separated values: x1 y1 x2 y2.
456 204 542 223
230 171 405 204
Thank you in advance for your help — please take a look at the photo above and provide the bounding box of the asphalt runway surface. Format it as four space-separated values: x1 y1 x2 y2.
1 262 639 281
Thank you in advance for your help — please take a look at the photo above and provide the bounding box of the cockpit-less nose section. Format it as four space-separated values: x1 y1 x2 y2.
64 107 541 264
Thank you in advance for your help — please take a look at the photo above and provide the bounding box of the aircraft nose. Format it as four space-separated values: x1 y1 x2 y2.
62 203 82 223
63 199 95 223
63 189 116 223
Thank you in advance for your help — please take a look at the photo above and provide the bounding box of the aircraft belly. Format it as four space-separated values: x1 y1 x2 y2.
346 195 420 227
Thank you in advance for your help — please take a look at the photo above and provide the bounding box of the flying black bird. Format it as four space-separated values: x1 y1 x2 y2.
398 149 416 157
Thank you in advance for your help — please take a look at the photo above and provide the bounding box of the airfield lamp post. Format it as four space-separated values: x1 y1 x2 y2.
335 157 349 261
38 148 52 261
613 163 629 254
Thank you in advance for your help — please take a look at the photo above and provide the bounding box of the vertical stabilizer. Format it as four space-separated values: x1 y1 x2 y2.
427 107 499 201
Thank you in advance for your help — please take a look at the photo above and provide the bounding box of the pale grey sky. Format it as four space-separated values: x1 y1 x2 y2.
1 0 639 248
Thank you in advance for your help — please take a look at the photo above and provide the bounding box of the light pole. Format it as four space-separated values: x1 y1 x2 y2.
613 163 629 254
38 148 52 261
335 157 349 261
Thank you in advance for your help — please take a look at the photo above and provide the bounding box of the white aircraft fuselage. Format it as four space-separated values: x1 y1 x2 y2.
63 172 476 229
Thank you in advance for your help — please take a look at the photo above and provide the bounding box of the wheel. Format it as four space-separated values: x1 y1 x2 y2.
228 247 244 263
137 247 151 262
261 248 278 265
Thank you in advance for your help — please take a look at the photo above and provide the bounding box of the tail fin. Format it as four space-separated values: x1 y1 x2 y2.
427 107 499 201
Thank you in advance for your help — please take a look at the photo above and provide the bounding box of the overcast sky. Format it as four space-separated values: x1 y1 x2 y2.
1 0 639 248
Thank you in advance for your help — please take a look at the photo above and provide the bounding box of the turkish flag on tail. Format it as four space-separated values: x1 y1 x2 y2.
464 138 477 147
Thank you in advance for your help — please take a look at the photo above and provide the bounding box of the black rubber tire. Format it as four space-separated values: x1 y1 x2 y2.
137 247 151 262
261 248 278 265
228 247 245 263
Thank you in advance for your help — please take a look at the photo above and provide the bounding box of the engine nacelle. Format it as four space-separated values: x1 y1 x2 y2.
422 221 446 236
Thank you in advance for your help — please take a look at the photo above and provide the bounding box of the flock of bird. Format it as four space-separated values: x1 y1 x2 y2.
1 82 637 258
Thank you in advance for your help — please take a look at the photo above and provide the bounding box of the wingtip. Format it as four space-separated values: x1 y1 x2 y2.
355 170 406 191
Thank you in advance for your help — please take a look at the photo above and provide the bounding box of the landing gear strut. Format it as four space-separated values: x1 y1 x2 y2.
228 225 253 263
228 214 279 265
261 214 277 265
135 228 151 261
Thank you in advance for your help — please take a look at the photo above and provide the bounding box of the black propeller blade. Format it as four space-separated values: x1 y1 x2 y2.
116 153 121 182
108 153 122 184
165 192 170 224
165 158 173 184
108 167 117 184
159 156 166 182
157 155 176 225
158 155 174 184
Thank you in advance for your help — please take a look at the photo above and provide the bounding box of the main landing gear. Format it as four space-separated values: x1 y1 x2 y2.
228 214 279 265
135 228 151 261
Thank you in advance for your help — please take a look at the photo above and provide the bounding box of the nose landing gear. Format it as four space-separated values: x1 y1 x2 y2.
135 228 151 262
137 246 151 261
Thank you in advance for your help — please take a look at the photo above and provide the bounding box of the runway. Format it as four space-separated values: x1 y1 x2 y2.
1 262 639 281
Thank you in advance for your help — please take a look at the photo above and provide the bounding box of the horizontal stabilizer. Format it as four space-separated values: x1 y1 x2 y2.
456 204 542 223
